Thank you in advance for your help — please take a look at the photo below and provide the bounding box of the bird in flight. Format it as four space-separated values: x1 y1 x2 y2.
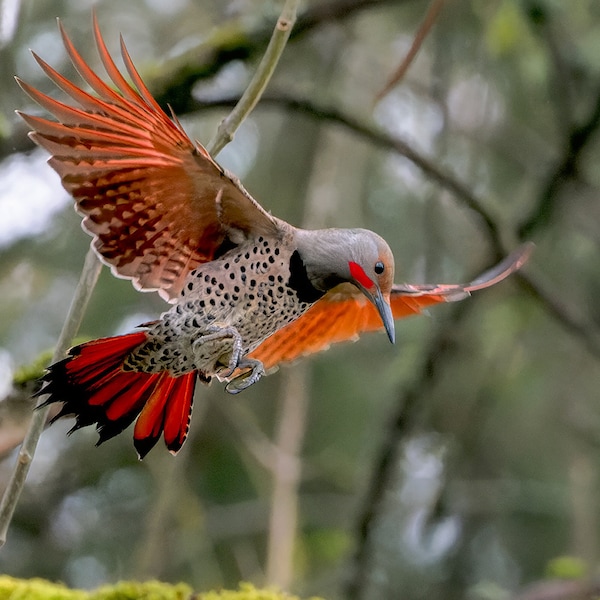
17 16 531 458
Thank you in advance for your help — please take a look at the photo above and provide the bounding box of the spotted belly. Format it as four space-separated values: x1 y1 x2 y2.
122 236 317 378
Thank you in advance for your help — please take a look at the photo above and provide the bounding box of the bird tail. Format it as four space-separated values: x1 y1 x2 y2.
38 332 197 459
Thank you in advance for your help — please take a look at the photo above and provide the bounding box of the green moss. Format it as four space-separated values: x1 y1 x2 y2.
92 580 192 600
200 582 321 600
545 555 588 580
12 349 54 387
0 576 86 600
12 338 90 387
0 578 324 600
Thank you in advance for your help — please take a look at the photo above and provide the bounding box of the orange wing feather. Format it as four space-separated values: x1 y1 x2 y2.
17 15 279 302
249 244 532 371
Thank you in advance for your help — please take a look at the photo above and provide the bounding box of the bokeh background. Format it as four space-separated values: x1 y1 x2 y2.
1 1 599 599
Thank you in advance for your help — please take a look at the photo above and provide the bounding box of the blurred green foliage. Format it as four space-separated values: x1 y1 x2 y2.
0 1 599 599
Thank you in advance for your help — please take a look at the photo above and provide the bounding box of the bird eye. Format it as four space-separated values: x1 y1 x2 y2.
374 261 385 275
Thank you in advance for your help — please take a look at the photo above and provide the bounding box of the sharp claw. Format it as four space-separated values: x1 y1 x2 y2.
225 359 265 394
220 364 237 378
219 367 236 379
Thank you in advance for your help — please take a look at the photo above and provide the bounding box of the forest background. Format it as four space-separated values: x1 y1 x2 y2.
0 1 599 599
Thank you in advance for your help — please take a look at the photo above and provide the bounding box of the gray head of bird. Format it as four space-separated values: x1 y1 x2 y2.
294 227 396 344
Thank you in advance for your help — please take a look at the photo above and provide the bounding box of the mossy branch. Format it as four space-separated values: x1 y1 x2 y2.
0 576 323 600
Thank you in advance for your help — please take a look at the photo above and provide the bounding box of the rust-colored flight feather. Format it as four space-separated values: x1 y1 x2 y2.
17 14 279 303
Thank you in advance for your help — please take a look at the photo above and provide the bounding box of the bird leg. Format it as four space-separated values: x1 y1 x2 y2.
191 324 266 393
192 324 244 378
225 358 266 394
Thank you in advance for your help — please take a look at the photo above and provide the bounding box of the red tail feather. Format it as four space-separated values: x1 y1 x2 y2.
40 332 197 458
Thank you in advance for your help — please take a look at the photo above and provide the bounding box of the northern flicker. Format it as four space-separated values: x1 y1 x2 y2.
18 17 531 458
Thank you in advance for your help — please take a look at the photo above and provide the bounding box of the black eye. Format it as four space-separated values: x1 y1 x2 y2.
374 261 385 275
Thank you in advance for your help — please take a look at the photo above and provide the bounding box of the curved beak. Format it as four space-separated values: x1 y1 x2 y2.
370 287 395 344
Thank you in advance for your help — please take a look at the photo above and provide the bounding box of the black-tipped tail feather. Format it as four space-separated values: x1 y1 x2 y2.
38 332 197 458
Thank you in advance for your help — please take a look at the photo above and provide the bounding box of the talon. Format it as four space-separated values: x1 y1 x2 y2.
225 359 265 394
220 363 237 379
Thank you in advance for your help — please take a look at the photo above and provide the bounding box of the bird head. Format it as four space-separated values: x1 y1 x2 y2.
345 231 395 344
295 228 396 344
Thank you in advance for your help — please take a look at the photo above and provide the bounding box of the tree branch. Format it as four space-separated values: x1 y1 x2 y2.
193 93 504 253
345 301 472 599
208 0 299 155
518 2 600 237
0 246 102 546
149 0 407 114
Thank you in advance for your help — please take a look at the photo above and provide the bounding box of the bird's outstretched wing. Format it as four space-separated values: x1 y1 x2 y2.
17 15 279 302
249 244 532 371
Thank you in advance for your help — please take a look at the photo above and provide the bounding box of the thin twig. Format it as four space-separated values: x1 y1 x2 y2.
265 365 310 588
374 0 446 103
207 0 300 155
0 246 102 545
0 0 300 547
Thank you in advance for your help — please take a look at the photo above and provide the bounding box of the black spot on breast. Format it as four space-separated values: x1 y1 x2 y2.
288 250 325 303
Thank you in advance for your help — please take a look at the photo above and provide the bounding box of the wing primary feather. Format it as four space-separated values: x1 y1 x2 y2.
58 18 129 107
464 242 533 292
91 12 144 105
119 33 165 114
18 62 154 134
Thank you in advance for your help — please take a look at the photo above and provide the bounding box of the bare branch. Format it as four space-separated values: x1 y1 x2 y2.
208 0 300 155
265 366 310 588
374 0 446 103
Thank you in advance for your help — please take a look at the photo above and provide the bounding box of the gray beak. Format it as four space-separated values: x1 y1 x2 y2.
372 287 395 344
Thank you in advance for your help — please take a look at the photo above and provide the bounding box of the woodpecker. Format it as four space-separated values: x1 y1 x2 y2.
17 17 531 458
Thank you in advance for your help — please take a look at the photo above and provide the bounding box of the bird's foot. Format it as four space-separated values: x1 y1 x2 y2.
225 358 265 394
193 324 244 377
192 325 264 393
